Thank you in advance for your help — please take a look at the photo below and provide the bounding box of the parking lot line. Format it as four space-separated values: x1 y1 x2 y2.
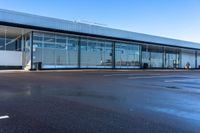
128 75 191 79
104 74 161 77
164 78 200 83
0 115 9 120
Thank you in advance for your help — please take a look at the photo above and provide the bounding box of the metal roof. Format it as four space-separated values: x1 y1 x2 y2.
0 8 200 49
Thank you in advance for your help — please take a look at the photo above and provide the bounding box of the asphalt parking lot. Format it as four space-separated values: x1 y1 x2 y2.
0 70 199 133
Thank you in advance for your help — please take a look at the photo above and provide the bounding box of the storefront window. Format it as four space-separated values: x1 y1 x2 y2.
32 32 79 69
181 49 196 68
150 52 163 68
142 45 163 68
165 48 180 68
115 43 140 68
0 26 24 51
80 38 113 68
32 31 199 70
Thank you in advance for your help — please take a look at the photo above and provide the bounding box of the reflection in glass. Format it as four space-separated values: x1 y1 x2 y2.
0 26 23 51
181 49 196 68
150 52 163 68
80 39 112 68
33 32 79 69
32 32 199 70
142 45 163 68
115 43 140 68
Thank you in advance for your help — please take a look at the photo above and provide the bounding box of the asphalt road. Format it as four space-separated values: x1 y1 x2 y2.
0 70 199 133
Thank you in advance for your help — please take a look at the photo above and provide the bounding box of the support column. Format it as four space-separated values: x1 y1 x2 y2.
112 42 115 69
21 30 24 52
4 27 7 50
179 49 182 68
30 31 33 70
78 37 81 68
163 47 165 68
195 51 198 69
139 45 142 69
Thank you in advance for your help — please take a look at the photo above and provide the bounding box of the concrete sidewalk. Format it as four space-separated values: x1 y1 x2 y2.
0 69 199 73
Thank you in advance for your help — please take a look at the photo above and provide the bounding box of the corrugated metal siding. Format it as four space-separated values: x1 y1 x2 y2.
0 9 200 49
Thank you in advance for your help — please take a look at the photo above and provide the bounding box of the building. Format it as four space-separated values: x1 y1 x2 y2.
0 9 200 70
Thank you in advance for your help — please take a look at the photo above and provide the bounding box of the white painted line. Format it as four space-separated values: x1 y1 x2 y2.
104 74 137 77
128 75 191 79
0 115 9 120
164 78 200 83
104 74 161 77
128 76 155 79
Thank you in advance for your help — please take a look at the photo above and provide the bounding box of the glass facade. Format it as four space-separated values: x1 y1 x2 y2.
142 46 182 69
0 26 32 69
181 49 196 68
142 45 163 68
1 24 197 70
115 43 140 68
1 25 200 70
80 39 113 68
164 47 180 68
31 31 200 70
32 32 79 69
0 26 26 51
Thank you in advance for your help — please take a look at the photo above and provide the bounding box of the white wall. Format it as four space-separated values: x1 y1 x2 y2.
0 51 22 66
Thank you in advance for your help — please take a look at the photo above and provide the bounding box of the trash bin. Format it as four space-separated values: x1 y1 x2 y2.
33 62 38 70
38 62 42 70
143 63 148 69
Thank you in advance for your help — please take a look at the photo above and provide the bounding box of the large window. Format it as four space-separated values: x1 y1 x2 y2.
142 45 163 68
0 26 25 51
43 34 56 67
150 52 163 68
32 32 79 69
165 48 180 68
32 31 200 70
115 43 140 68
142 51 150 67
80 39 113 68
181 49 196 68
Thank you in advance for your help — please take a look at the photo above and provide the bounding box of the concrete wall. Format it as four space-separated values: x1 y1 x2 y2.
0 51 22 66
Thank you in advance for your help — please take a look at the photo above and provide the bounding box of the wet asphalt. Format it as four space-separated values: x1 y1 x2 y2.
0 70 199 133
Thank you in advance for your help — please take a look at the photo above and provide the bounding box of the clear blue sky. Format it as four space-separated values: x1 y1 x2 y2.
0 0 199 43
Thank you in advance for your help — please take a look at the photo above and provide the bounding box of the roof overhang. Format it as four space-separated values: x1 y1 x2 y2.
0 9 200 50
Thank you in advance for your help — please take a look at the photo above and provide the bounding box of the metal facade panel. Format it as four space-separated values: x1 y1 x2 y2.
0 9 200 49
